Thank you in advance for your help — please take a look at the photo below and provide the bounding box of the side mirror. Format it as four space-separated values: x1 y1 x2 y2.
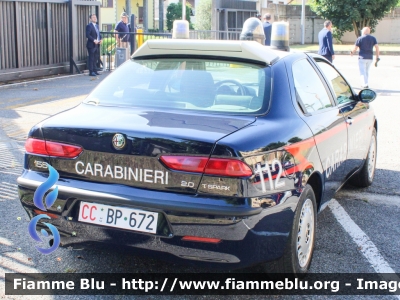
358 89 377 103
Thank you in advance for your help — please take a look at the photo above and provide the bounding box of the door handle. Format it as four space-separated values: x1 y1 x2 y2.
346 117 353 125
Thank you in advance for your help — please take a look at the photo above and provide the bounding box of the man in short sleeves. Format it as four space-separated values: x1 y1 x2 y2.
351 27 380 88
115 12 130 49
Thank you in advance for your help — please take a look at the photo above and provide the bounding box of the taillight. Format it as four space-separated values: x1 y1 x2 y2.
159 156 208 173
45 141 82 157
160 156 252 177
25 138 83 158
205 158 253 177
25 139 47 155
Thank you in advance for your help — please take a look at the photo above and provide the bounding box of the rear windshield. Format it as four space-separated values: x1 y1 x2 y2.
85 58 272 114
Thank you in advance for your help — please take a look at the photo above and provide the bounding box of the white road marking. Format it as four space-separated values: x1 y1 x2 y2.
329 199 400 298
329 199 395 273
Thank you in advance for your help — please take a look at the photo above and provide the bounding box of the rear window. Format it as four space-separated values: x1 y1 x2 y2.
85 58 271 114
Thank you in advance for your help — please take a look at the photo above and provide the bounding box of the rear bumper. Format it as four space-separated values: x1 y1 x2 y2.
18 170 299 269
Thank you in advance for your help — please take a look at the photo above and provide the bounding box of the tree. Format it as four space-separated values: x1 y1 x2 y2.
194 0 212 30
166 2 193 31
309 0 397 40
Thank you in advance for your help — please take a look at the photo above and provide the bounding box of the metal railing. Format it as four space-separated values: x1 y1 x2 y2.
99 31 173 71
99 30 242 71
0 0 99 82
189 30 241 40
0 0 245 83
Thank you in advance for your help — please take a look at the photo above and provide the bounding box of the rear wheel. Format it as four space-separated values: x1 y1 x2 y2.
349 128 377 187
265 184 316 277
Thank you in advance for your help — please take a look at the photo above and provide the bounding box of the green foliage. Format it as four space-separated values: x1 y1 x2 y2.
166 2 193 31
309 0 398 39
142 35 170 42
100 37 116 55
195 0 212 30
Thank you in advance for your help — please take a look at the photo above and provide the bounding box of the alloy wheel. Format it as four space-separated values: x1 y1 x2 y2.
368 135 377 180
297 198 315 268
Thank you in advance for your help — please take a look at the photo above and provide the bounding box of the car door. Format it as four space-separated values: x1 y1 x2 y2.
290 57 348 200
314 59 370 176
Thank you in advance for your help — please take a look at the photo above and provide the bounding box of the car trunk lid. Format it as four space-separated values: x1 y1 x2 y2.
36 104 256 194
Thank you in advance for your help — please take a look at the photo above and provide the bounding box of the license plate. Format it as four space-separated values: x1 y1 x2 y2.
78 201 158 234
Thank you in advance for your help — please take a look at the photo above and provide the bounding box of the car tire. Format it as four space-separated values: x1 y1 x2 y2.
265 184 317 277
349 128 377 188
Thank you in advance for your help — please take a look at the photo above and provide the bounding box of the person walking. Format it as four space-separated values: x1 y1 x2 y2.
263 14 272 46
86 14 102 76
350 27 380 89
318 20 335 63
115 12 130 49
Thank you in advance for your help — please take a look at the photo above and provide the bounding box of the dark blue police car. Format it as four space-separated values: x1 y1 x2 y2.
18 39 378 276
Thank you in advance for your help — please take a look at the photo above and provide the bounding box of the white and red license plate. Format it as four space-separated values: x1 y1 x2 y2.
78 201 158 234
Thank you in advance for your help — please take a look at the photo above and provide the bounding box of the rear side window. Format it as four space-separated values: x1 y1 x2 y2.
85 58 272 114
292 59 333 113
316 61 354 105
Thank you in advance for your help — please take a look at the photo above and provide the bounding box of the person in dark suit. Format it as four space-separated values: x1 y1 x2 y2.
318 20 335 63
86 14 102 76
263 13 272 46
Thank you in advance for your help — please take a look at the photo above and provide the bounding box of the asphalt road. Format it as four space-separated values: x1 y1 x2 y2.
0 56 399 299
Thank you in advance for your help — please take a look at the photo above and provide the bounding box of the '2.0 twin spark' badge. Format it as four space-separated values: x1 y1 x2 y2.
112 133 126 150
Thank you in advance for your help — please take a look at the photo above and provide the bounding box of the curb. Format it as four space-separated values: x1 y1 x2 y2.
0 73 85 89
302 50 400 55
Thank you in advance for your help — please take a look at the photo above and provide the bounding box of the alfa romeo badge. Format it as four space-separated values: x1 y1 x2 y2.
112 133 126 150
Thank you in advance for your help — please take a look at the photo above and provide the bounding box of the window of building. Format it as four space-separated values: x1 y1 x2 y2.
102 0 113 8
102 24 113 32
138 7 143 24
